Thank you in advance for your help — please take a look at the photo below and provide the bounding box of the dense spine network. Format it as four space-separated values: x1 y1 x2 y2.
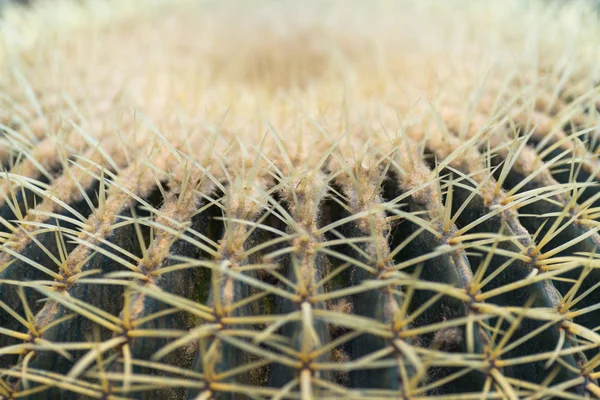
0 0 600 399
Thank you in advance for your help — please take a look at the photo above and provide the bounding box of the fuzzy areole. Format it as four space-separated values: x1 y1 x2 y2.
0 0 600 399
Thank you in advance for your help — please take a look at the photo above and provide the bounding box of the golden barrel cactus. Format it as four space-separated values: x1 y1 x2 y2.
0 0 600 399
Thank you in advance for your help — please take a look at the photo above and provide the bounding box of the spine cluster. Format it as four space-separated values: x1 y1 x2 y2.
0 0 599 399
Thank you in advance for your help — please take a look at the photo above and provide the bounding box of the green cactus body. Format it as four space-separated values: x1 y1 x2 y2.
1 0 600 399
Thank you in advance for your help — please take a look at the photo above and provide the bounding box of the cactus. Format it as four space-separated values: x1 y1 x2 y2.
1 0 600 399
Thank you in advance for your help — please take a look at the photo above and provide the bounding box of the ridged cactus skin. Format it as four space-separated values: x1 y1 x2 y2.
1 0 600 399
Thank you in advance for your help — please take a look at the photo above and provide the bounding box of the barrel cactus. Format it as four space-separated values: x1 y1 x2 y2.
0 0 599 399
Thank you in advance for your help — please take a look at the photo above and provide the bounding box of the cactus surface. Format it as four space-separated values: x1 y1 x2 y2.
1 0 600 399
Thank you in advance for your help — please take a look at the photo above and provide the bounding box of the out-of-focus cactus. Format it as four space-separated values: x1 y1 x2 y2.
1 0 600 399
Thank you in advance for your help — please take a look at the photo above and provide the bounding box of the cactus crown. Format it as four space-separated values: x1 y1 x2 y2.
1 0 600 399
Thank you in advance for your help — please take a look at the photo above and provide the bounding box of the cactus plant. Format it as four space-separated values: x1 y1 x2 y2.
1 0 600 399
